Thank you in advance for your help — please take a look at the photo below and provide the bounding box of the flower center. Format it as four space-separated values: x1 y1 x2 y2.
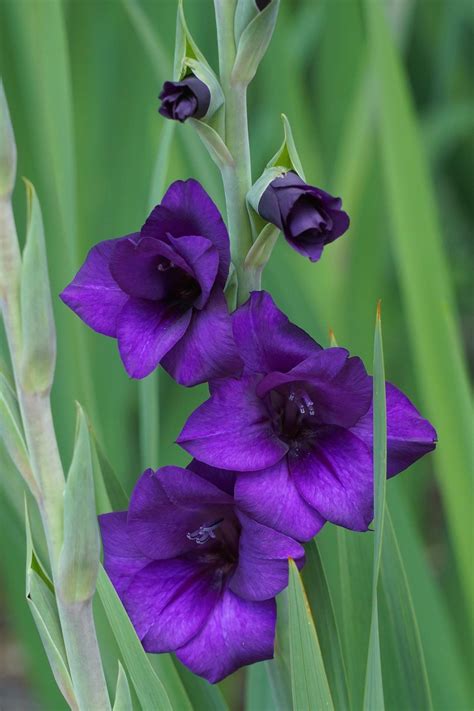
186 518 224 545
269 385 317 452
156 258 201 306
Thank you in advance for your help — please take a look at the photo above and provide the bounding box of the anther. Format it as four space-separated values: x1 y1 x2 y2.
187 518 224 545
288 389 315 416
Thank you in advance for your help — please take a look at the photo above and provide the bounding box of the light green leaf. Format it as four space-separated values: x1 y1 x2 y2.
244 223 279 270
188 118 233 169
245 663 278 711
25 500 77 710
364 0 474 628
380 508 433 710
288 559 335 711
113 661 133 711
58 403 100 603
175 661 229 711
302 540 351 711
232 0 280 85
363 302 386 711
90 425 129 514
267 113 306 179
0 77 16 198
0 371 37 492
96 565 174 711
20 179 56 394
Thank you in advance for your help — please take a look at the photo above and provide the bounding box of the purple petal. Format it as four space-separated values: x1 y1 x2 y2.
110 236 191 300
144 180 230 284
291 426 373 531
232 291 321 374
116 298 192 378
99 512 149 598
229 511 304 601
60 237 133 337
351 381 437 477
177 375 288 471
257 349 372 429
235 459 325 541
176 588 276 683
127 467 233 560
123 558 218 653
166 235 219 309
187 459 236 496
162 289 242 387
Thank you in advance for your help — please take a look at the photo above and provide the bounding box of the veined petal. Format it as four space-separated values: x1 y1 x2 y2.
235 459 325 541
127 467 233 560
116 298 192 379
232 291 320 375
123 558 219 653
162 290 242 387
291 426 373 531
176 589 276 684
99 512 149 598
351 381 437 477
177 375 288 471
144 180 230 284
60 237 133 337
110 236 191 300
166 235 219 309
230 511 304 601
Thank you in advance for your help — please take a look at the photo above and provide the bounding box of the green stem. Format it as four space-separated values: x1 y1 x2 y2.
214 0 260 304
0 191 111 711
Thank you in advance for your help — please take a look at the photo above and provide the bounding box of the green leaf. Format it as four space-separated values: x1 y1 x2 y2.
245 663 278 711
302 540 351 711
244 223 279 270
25 500 77 709
113 662 133 711
188 118 233 169
20 179 56 394
175 661 229 711
379 509 433 710
232 0 280 85
363 302 387 711
0 371 37 492
58 403 100 603
0 77 16 198
267 113 306 179
364 0 474 628
90 425 129 514
96 565 174 711
288 559 335 711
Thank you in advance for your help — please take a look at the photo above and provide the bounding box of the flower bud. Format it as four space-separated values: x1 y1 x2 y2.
163 0 223 123
159 74 210 123
247 114 350 261
232 0 280 85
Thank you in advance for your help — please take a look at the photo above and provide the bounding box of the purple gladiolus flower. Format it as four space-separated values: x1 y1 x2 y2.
99 461 304 683
178 291 437 540
159 75 211 123
258 171 350 262
60 179 240 385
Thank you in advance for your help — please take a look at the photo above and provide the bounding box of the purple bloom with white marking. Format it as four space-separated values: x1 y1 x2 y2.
178 291 437 540
159 75 210 123
60 179 240 385
258 171 350 262
99 461 304 683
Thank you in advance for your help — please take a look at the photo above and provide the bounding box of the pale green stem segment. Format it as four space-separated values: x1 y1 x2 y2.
0 85 110 711
214 0 260 303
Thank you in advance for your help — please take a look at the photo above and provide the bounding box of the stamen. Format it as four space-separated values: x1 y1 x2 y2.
157 261 174 272
187 518 224 545
288 389 315 417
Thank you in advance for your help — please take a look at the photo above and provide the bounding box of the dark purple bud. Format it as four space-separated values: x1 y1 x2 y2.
258 171 350 262
256 0 271 9
158 75 211 123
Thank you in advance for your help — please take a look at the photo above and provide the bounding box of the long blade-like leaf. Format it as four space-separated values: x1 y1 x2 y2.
288 558 335 711
364 0 474 627
363 303 386 711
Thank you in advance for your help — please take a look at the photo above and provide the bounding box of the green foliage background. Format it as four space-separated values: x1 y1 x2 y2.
0 0 472 708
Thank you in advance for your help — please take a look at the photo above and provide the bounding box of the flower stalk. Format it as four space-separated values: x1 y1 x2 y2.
213 0 258 303
0 81 110 711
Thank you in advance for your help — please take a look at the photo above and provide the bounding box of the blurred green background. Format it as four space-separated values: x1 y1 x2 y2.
0 0 472 708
